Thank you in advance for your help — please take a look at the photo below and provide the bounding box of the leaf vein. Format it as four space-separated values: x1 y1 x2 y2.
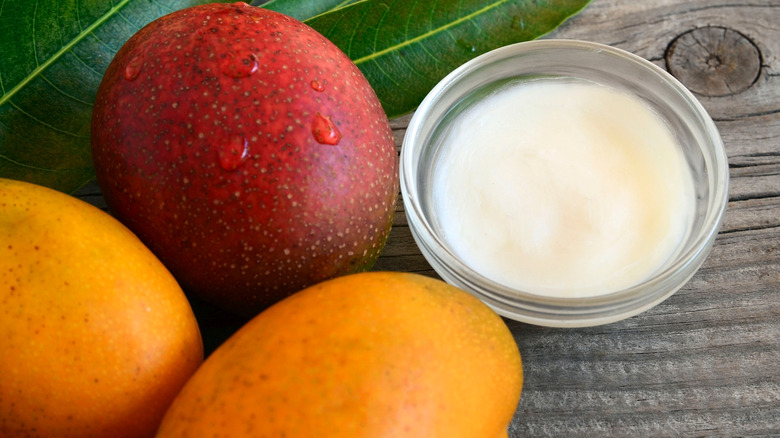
352 0 510 66
427 0 438 33
88 26 122 52
370 57 404 90
0 152 86 173
32 0 40 67
428 0 439 32
117 10 141 28
41 74 94 106
0 0 135 107
347 3 375 58
420 41 443 65
411 0 442 65
398 41 432 80
69 48 104 77
150 0 177 13
372 2 391 54
76 0 85 32
8 101 88 138
316 4 348 41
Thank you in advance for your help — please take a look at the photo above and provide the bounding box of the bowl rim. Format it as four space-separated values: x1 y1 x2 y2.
399 39 730 327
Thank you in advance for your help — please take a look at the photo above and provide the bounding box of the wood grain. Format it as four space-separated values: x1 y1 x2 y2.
74 0 780 435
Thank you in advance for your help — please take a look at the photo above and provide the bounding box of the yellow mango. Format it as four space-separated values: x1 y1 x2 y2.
0 178 203 437
157 271 523 438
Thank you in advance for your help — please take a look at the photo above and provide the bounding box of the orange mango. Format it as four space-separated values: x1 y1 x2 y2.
157 271 522 437
0 178 203 437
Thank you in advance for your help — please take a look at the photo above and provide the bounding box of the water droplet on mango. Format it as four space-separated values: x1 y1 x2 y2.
220 53 259 78
124 59 142 81
218 135 249 170
311 113 342 145
310 80 324 92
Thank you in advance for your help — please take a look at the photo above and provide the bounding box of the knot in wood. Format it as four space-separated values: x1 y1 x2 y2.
665 26 761 97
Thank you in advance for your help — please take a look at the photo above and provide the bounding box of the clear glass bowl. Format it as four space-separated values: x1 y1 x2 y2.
400 40 729 327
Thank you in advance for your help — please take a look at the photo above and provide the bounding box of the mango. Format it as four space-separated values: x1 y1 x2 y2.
0 178 203 438
90 3 399 317
156 272 523 438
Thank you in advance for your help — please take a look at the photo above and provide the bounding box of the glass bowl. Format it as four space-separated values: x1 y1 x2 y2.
400 40 729 327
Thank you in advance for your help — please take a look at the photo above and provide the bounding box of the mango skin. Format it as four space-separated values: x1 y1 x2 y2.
0 178 204 438
156 272 523 438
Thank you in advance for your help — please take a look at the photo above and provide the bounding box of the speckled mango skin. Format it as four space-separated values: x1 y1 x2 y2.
0 178 204 438
91 3 399 317
156 272 523 438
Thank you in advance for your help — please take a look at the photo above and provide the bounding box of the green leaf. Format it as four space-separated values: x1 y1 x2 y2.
0 0 230 193
255 0 360 21
306 0 591 118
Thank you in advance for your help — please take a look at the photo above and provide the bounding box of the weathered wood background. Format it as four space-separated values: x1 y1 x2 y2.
77 0 780 436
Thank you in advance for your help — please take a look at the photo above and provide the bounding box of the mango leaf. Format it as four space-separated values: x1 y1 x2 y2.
306 0 591 118
255 0 360 21
0 0 230 194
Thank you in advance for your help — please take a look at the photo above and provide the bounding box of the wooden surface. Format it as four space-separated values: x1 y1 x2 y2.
76 0 780 436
